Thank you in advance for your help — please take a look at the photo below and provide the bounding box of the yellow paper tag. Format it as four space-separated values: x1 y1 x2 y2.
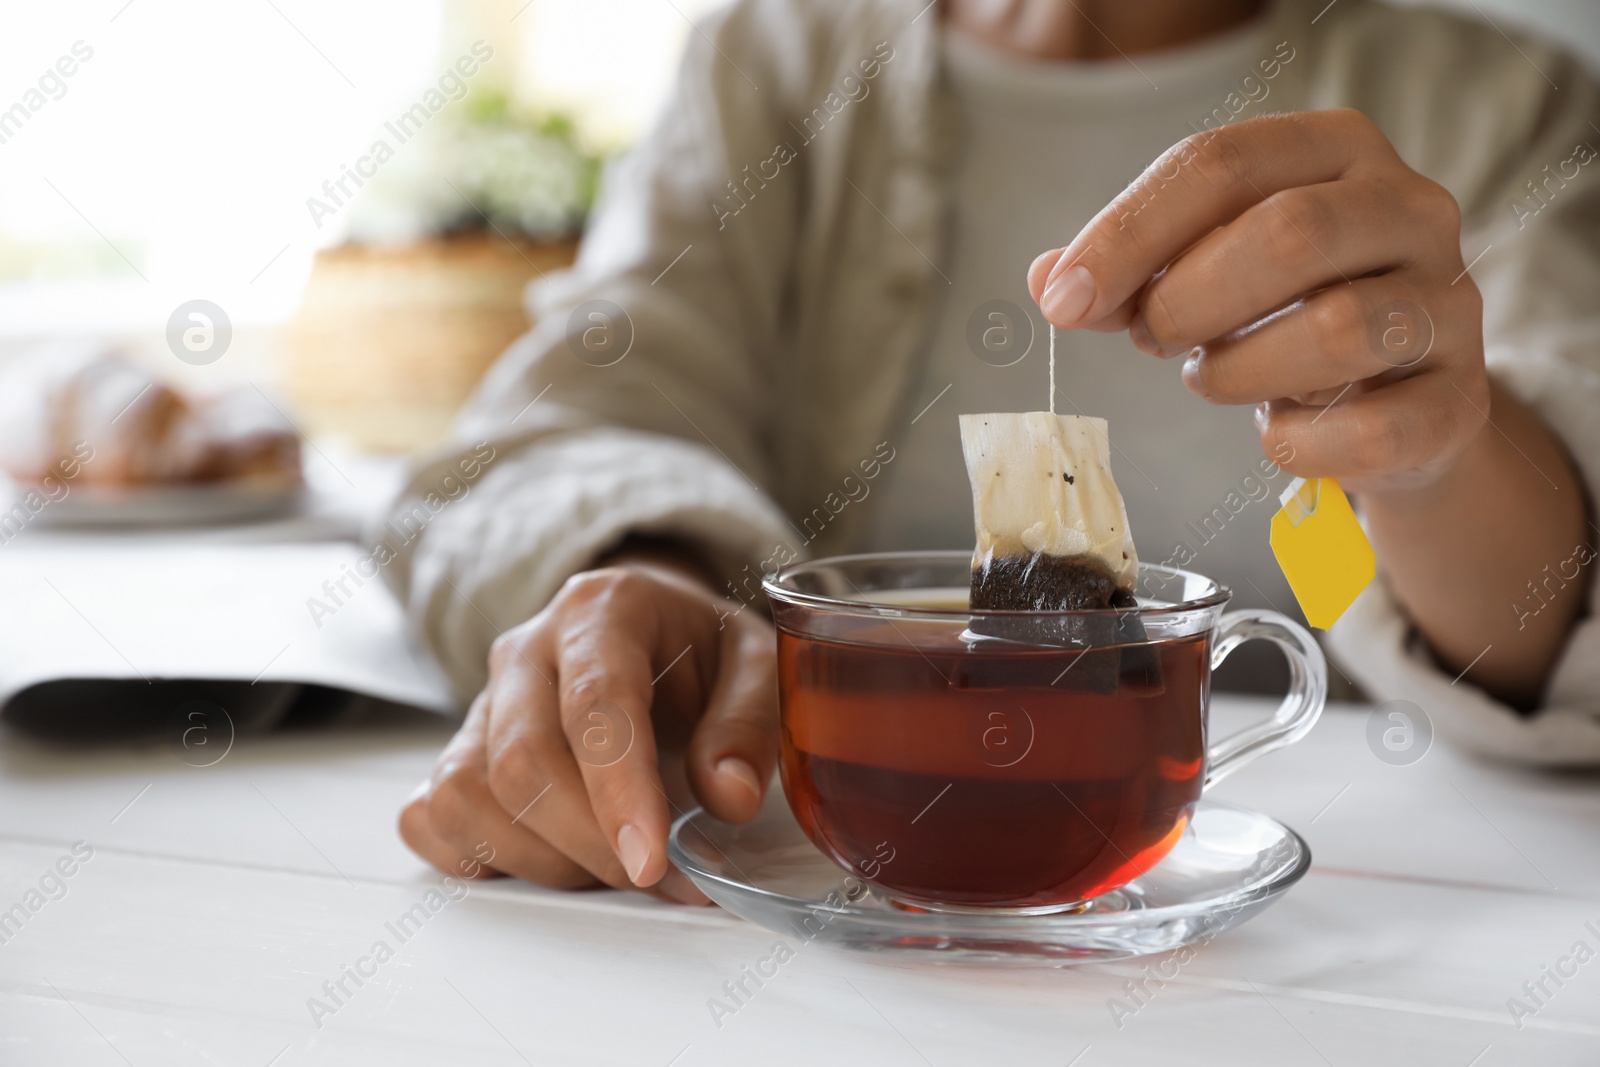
1269 477 1375 630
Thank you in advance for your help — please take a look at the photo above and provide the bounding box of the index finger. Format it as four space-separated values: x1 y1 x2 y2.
1028 110 1394 331
551 582 675 889
481 625 641 889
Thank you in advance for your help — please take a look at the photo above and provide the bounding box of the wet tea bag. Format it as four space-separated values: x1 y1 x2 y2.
960 411 1138 610
960 411 1155 690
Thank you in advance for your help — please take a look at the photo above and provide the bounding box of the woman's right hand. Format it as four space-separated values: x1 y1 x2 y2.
397 557 781 903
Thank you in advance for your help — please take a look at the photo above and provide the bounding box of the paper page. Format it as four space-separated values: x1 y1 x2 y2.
0 538 455 714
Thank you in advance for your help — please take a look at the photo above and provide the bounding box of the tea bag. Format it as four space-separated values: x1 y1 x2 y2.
960 412 1155 689
961 412 1137 606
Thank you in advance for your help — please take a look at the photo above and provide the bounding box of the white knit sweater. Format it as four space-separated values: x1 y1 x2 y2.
381 0 1600 764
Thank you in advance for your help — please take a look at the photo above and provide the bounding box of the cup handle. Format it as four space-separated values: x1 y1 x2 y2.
1204 609 1328 788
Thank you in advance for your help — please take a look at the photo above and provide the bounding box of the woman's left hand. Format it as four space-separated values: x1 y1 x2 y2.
1028 108 1487 493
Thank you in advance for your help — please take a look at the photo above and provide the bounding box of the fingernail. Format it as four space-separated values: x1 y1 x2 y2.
1041 264 1096 327
716 757 762 804
616 823 650 885
1128 316 1161 356
1254 402 1269 430
659 866 713 906
1182 353 1210 400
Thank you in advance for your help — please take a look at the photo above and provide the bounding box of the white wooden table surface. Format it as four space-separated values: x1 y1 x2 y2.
1 696 1597 1066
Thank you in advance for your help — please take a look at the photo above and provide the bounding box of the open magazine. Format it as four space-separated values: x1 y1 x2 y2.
0 533 456 730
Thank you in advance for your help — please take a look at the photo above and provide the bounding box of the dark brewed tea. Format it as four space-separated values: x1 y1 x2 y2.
778 616 1208 910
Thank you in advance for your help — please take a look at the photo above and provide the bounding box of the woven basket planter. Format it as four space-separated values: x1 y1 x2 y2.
283 233 578 452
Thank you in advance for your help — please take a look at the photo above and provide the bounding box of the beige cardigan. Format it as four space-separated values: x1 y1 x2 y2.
381 0 1600 764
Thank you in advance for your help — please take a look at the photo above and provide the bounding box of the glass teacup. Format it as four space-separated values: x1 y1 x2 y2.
764 551 1326 914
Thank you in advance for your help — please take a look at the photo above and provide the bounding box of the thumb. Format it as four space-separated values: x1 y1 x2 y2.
686 616 780 822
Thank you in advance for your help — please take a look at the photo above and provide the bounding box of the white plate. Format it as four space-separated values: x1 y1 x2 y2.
8 480 306 529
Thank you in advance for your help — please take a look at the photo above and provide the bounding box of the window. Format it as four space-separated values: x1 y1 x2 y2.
0 0 723 344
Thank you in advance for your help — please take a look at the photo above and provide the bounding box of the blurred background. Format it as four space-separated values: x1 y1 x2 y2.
1 0 1596 456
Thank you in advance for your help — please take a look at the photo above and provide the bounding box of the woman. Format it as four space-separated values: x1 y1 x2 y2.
384 0 1600 902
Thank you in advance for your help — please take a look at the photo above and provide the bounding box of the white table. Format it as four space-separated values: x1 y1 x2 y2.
1 697 1596 1065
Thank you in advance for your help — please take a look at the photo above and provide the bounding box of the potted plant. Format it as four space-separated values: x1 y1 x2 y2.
285 91 600 452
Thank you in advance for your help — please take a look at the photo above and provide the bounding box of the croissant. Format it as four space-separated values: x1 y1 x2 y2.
0 345 301 489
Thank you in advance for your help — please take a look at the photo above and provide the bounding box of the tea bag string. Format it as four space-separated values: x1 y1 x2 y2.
1048 324 1057 415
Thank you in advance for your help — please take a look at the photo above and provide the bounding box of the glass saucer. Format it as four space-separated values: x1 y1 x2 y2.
668 792 1310 965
